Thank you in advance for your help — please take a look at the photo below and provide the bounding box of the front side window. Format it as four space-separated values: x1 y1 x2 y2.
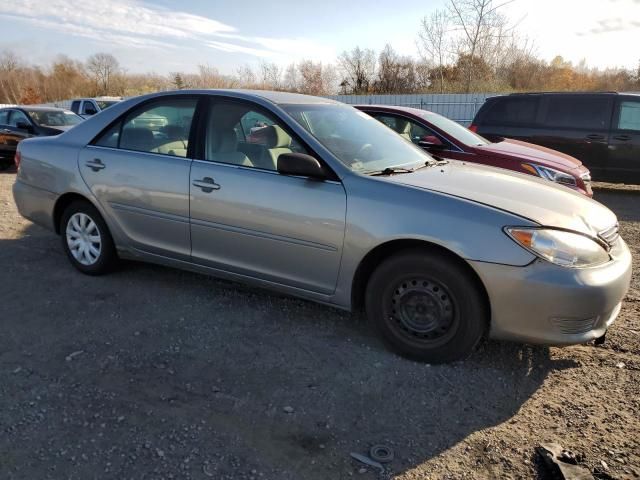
0 110 8 125
543 96 611 130
617 101 640 131
371 113 452 148
94 97 197 157
8 110 30 127
419 111 489 146
284 104 432 173
204 101 307 171
82 102 97 115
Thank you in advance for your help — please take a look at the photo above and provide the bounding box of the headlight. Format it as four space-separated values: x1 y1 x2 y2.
505 227 610 268
522 164 577 187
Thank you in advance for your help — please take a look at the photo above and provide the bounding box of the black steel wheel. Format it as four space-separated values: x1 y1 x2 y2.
365 249 487 363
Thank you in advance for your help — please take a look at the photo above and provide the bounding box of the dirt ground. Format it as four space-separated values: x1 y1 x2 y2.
0 170 638 480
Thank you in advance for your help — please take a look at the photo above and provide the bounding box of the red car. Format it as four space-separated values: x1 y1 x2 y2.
355 105 593 197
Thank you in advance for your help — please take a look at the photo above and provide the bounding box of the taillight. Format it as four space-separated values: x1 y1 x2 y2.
14 150 21 169
469 124 478 133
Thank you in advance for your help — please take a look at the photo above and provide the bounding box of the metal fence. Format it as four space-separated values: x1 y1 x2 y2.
326 93 505 126
3 93 506 126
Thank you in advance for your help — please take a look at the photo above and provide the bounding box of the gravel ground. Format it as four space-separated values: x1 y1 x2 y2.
0 171 638 480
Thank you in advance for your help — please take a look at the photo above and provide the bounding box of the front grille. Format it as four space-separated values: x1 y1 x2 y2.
599 224 620 248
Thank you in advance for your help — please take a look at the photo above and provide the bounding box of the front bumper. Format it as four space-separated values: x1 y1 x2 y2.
470 237 632 345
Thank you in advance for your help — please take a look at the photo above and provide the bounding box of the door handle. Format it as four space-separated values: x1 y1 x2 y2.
613 134 631 141
85 158 105 171
585 134 605 141
192 177 220 193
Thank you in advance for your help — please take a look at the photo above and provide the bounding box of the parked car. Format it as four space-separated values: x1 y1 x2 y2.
470 92 640 184
13 90 631 363
0 106 83 170
70 97 122 119
356 105 592 196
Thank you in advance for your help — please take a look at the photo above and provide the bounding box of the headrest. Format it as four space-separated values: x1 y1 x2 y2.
216 129 238 153
121 127 154 149
396 120 411 135
263 125 292 149
164 125 185 140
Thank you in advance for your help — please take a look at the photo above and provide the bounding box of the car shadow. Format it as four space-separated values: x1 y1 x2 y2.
0 222 578 479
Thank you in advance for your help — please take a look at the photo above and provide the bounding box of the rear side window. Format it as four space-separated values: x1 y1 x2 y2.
70 101 81 114
543 96 611 130
617 100 640 131
93 97 197 157
481 97 538 126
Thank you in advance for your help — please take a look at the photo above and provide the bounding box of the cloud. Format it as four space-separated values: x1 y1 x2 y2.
578 17 640 35
0 0 335 62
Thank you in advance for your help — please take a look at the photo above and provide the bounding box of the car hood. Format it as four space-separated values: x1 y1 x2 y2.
475 139 583 171
383 161 616 236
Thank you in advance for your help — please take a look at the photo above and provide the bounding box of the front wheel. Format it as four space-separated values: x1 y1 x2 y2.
365 250 487 363
60 200 118 275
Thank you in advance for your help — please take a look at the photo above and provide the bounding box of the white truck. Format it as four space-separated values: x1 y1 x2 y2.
70 97 122 119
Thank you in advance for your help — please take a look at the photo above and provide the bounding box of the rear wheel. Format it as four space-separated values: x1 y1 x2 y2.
365 250 487 363
60 200 117 275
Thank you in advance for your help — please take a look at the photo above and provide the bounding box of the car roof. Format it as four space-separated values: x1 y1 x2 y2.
134 89 343 106
489 91 640 99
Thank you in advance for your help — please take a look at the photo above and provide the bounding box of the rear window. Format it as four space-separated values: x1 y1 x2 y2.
480 97 538 126
543 96 611 130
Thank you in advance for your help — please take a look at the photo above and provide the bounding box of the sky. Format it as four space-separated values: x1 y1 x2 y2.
0 0 639 74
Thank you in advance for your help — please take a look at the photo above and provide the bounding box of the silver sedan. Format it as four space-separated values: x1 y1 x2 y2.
12 90 632 363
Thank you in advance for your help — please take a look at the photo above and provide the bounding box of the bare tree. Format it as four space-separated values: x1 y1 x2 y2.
418 9 451 93
376 44 417 94
337 47 376 94
259 62 282 90
86 53 120 95
448 0 513 92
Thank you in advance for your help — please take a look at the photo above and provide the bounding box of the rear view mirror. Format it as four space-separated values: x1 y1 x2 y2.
418 135 445 149
277 153 326 180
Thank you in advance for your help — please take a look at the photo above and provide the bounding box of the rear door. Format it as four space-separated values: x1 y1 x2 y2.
0 109 13 163
189 98 347 294
607 96 640 183
533 95 613 180
78 95 200 260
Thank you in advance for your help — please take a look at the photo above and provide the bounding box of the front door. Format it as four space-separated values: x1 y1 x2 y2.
607 97 640 184
78 96 199 259
189 99 347 295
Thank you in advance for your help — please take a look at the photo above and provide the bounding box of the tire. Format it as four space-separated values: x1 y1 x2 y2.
60 200 118 275
365 250 487 363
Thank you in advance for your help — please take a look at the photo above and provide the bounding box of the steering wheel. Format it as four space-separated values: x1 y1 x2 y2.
355 143 374 162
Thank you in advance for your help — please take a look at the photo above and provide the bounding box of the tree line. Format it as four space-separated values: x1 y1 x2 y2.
1 0 639 105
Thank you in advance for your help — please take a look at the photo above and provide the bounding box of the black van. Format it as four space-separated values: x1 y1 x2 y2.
470 92 640 183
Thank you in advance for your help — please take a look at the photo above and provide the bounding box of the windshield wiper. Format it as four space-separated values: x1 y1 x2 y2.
364 160 442 176
365 166 415 176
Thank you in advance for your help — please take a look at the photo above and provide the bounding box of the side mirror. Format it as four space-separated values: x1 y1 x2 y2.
277 153 326 180
419 135 445 149
15 121 33 132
